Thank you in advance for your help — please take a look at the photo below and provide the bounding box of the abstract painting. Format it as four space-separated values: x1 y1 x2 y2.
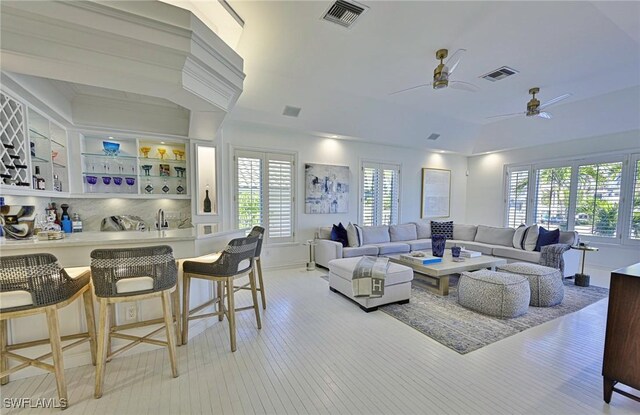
305 163 349 214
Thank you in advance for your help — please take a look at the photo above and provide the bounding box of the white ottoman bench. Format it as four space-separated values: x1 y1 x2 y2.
328 257 413 312
458 270 530 318
497 262 564 307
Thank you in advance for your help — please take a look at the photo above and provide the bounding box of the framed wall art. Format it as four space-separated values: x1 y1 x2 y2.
421 168 450 218
305 163 349 214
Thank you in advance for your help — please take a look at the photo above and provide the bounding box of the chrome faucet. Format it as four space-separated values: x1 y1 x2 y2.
155 209 168 230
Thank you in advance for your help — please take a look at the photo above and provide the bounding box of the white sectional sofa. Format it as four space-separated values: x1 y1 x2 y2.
315 222 581 277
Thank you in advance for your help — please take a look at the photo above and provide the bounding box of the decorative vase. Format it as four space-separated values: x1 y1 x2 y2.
451 246 461 258
432 234 447 257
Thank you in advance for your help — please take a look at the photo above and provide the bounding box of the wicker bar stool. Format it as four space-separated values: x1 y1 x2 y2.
235 226 266 309
182 235 260 352
0 254 97 409
90 245 179 398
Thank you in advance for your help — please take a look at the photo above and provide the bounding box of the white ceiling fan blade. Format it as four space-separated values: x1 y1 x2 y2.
537 111 553 119
539 93 572 109
445 48 466 75
389 82 433 95
486 112 524 119
449 80 479 92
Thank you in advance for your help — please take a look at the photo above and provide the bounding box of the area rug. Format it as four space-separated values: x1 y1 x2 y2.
322 274 609 354
381 277 608 354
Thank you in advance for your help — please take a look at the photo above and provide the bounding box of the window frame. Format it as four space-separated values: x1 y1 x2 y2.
233 147 297 244
359 159 402 226
503 151 639 246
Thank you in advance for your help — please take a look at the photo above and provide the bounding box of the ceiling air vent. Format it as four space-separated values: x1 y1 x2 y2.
480 66 519 82
283 105 302 117
322 0 367 28
427 133 440 141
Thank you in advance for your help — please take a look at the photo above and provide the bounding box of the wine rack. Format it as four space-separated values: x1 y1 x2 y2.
1 91 30 187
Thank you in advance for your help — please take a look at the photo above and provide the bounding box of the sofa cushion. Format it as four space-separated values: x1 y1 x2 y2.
414 221 432 239
342 246 379 258
474 225 515 247
431 221 453 238
522 224 539 251
453 224 478 241
318 226 332 240
492 246 541 263
361 225 390 244
373 242 410 255
513 224 527 248
406 239 432 251
328 257 413 286
390 223 418 242
559 231 578 245
331 223 348 247
535 227 560 251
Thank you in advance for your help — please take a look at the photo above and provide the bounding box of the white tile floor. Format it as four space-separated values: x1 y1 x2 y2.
1 267 638 414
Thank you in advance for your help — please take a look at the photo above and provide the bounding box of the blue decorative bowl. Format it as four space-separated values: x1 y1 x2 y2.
103 141 120 156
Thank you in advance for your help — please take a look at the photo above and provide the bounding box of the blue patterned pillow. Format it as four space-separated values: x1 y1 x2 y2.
431 221 453 239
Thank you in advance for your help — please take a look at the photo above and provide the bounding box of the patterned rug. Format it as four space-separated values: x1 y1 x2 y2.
323 274 609 354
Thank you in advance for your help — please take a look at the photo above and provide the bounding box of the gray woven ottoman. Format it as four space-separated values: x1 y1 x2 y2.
497 262 564 307
458 270 530 318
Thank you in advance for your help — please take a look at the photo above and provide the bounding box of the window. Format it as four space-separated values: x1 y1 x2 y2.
630 159 640 240
534 166 572 231
235 149 295 243
506 168 529 228
361 161 400 226
576 161 622 237
503 152 639 245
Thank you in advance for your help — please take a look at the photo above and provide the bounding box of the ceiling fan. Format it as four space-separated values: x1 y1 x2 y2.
390 48 479 95
487 87 572 120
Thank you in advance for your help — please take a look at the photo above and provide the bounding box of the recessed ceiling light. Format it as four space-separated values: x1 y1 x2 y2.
330 135 339 138
160 141 166 144
108 136 114 139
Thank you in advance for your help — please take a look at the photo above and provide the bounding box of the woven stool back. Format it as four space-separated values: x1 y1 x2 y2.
248 226 265 258
183 235 259 277
0 253 90 312
90 245 177 298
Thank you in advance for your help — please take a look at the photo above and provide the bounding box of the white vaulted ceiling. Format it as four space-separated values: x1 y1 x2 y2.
229 1 640 154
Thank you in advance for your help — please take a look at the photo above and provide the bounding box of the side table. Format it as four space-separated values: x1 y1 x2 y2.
304 239 317 271
571 244 599 287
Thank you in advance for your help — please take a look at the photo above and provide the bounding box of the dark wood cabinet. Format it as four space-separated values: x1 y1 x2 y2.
602 263 640 403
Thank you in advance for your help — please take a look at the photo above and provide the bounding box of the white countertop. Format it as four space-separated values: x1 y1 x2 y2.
0 228 248 251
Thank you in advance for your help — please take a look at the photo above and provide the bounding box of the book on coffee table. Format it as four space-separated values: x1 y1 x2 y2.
399 253 442 265
460 249 481 258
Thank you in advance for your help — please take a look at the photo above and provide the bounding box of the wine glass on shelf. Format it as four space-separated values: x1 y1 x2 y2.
177 150 185 161
157 148 166 160
141 165 152 176
125 177 136 193
86 175 98 193
173 149 181 160
140 146 151 158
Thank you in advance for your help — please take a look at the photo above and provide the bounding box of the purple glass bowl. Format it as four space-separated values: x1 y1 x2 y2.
113 177 123 185
125 177 136 186
86 175 98 185
102 176 111 185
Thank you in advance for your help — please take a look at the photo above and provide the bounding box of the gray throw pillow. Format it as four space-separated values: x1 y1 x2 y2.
512 224 526 249
522 224 539 251
346 222 361 247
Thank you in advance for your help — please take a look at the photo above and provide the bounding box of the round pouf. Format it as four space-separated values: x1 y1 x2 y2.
458 270 530 318
497 262 564 307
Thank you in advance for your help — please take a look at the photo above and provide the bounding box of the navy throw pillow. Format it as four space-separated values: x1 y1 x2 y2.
535 227 560 251
330 223 349 247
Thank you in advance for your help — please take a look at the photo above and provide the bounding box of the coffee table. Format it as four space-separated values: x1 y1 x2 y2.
386 251 507 296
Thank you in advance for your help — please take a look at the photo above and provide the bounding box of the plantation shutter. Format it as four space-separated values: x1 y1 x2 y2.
266 154 294 241
235 149 295 243
576 161 622 238
361 162 400 226
630 159 640 240
534 166 572 231
236 154 263 231
506 169 529 228
361 166 378 226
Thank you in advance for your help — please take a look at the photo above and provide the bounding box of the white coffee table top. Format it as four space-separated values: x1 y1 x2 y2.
386 251 507 277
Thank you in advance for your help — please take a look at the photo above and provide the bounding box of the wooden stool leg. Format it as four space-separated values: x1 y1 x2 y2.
162 291 179 378
217 281 224 322
249 268 262 330
82 288 98 365
171 285 182 346
181 274 191 345
45 307 67 405
0 319 8 385
256 258 266 310
95 300 110 399
107 303 115 359
226 278 237 352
